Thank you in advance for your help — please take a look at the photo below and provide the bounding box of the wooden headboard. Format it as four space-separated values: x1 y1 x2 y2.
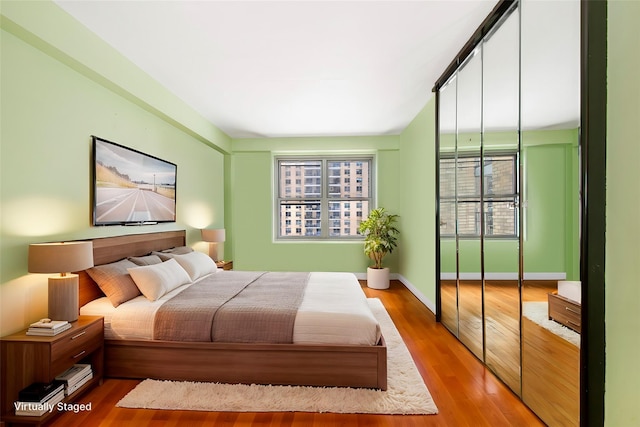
78 230 186 308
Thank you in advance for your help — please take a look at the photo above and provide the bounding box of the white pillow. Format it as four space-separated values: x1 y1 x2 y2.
172 251 218 281
127 258 191 301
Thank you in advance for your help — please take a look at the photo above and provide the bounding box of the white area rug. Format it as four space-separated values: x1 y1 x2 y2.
523 301 580 348
117 298 438 415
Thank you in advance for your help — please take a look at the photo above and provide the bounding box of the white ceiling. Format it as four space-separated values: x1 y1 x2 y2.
54 1 579 139
54 0 500 139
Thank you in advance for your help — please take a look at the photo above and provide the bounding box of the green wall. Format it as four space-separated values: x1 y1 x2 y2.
397 99 436 309
605 1 640 425
523 141 580 279
0 1 230 335
229 136 400 273
440 130 580 280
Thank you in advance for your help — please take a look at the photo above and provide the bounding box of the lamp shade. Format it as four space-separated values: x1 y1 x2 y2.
28 241 94 274
201 229 226 243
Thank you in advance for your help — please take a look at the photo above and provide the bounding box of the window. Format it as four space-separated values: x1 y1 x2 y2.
276 156 374 239
440 152 518 238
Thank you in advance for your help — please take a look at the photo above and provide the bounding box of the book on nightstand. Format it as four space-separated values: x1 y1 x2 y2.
29 320 69 329
18 380 64 404
26 320 71 336
55 364 93 396
65 371 93 396
14 388 65 416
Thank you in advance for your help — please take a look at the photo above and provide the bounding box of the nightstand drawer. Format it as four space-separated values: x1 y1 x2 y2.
51 319 103 374
548 292 581 333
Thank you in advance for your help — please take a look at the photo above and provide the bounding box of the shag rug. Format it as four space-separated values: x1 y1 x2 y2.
523 301 580 348
117 298 438 415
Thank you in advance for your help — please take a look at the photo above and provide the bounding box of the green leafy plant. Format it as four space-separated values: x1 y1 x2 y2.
358 207 399 269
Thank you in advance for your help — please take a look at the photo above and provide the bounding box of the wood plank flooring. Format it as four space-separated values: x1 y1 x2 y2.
440 279 580 426
47 281 543 427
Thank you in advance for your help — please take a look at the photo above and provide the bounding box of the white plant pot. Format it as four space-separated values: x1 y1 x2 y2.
367 267 390 289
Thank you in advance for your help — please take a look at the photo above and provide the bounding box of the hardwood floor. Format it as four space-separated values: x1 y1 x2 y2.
522 281 580 426
48 281 543 427
440 279 580 426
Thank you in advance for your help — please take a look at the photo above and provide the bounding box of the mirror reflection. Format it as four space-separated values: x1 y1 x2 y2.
455 50 483 362
520 0 581 425
437 0 581 425
439 76 458 337
482 8 521 395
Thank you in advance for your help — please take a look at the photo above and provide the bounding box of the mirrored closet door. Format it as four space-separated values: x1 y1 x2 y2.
481 8 521 395
520 0 581 425
456 50 484 362
438 75 458 338
435 0 581 425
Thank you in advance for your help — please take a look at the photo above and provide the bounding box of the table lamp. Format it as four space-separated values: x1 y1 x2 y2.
201 229 225 261
28 241 94 322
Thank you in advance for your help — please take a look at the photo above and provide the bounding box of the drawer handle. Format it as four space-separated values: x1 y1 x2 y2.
72 350 86 359
567 320 580 328
71 331 86 340
565 307 580 315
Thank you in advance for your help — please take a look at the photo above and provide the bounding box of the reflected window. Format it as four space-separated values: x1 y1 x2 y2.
440 152 518 237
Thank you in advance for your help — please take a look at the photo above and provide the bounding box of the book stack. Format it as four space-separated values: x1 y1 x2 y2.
55 364 93 396
26 320 71 336
14 381 65 416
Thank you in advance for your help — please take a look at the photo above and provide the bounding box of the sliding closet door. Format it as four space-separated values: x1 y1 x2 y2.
439 77 459 337
435 0 583 424
520 0 581 424
481 7 521 395
455 51 483 360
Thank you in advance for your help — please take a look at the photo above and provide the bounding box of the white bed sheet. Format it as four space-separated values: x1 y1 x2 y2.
80 272 381 345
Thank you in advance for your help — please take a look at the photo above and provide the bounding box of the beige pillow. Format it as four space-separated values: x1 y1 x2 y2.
127 258 191 301
128 254 163 266
164 245 194 254
172 251 218 281
86 259 140 307
152 246 194 261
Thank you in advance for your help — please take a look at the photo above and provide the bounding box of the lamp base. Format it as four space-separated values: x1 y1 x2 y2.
208 243 220 262
48 274 79 322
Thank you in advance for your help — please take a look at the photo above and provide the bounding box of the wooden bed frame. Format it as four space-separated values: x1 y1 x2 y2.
78 230 387 390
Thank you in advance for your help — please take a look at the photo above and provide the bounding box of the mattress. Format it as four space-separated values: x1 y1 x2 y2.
80 271 381 346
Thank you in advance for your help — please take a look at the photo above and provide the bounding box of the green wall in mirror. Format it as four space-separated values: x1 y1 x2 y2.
440 129 580 280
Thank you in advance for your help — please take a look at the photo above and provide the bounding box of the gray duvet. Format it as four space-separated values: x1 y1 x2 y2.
153 271 310 343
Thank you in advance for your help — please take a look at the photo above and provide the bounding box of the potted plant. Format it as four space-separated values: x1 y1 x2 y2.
358 207 399 289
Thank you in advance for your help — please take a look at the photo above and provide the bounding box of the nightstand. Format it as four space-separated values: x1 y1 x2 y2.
548 292 581 333
216 260 233 270
0 316 104 426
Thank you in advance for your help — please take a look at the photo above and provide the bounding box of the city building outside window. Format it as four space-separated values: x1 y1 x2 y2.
275 156 374 239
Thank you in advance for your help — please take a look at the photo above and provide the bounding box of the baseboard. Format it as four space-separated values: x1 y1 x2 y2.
440 272 567 281
355 272 436 315
523 272 567 280
393 274 436 315
441 272 456 280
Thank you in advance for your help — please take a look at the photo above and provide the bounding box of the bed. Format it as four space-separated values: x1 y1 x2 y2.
77 230 387 390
